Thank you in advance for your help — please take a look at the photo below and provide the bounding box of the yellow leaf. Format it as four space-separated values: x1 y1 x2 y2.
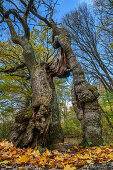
31 150 40 158
107 153 113 159
110 143 113 147
0 160 9 164
86 160 94 164
64 164 76 170
19 167 26 170
67 149 71 152
58 143 64 146
55 156 64 161
45 149 51 155
73 145 78 151
95 148 102 155
19 154 30 163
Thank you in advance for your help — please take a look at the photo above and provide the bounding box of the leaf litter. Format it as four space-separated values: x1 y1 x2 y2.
0 140 113 169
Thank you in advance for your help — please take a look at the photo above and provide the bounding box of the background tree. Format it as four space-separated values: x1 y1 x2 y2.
94 0 113 87
63 4 113 91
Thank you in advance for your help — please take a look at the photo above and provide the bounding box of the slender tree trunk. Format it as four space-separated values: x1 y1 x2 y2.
49 79 64 149
52 27 103 146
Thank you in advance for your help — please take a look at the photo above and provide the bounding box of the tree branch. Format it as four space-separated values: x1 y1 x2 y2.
9 73 30 80
24 0 34 19
0 63 26 73
6 0 24 13
19 0 27 7
19 0 56 28
0 1 21 43
4 9 30 39
0 13 4 23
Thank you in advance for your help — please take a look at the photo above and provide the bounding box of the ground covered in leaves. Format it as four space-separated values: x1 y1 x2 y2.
0 141 113 169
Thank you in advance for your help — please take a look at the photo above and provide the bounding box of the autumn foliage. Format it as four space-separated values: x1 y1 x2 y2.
0 140 113 169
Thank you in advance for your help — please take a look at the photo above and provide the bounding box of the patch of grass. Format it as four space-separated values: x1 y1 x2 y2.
37 145 46 153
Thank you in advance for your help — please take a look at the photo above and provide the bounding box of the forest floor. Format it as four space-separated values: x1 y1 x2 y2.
64 138 82 145
0 139 113 170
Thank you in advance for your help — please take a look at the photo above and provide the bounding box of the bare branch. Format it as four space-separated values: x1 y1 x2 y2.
24 0 34 19
0 2 21 43
32 9 55 28
0 13 4 23
4 9 30 39
19 0 56 28
19 0 27 7
6 0 24 13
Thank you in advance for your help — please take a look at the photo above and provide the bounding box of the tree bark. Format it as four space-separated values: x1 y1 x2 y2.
49 78 64 149
9 59 64 148
10 63 53 148
52 26 103 146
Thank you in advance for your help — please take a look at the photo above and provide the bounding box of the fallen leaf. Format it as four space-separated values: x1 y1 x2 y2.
58 143 64 146
86 160 94 164
18 167 26 170
72 145 78 151
0 160 10 164
75 161 86 167
64 164 76 170
18 154 30 163
67 149 71 152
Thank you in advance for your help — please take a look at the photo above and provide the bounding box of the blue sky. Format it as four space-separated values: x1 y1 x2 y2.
0 0 94 41
55 0 79 21
54 0 94 22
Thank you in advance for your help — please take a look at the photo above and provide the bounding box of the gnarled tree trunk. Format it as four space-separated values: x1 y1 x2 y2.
10 44 66 148
9 35 64 148
52 27 103 146
10 62 53 148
